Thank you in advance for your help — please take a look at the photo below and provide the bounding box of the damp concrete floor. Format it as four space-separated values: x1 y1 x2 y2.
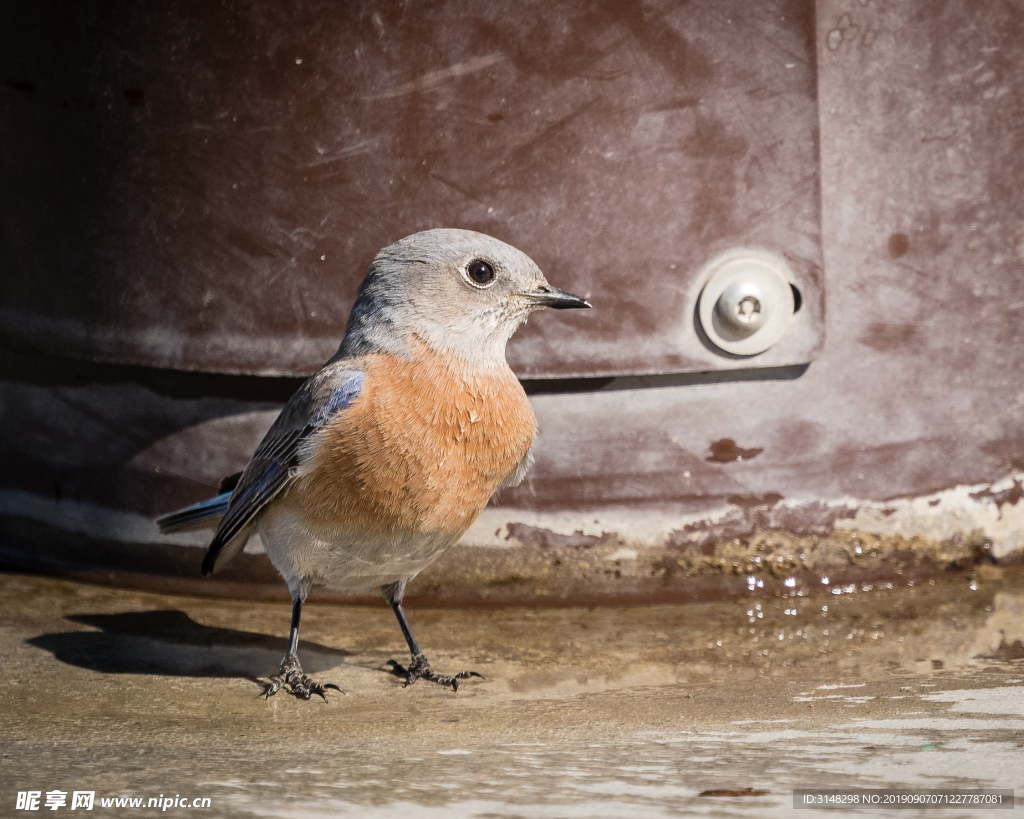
1 569 1023 817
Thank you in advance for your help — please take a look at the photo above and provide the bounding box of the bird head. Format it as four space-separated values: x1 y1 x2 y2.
339 229 591 366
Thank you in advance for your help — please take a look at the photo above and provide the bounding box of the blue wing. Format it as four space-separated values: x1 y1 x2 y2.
201 365 364 576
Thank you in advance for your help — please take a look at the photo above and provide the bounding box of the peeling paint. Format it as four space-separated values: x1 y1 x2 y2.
7 472 1024 561
4 471 1024 602
706 439 764 463
834 473 1024 558
464 473 1024 560
969 479 1024 511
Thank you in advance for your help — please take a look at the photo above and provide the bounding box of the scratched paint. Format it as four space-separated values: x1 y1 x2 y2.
0 0 823 377
2 0 1024 602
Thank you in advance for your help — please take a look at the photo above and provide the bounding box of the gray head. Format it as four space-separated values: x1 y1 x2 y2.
337 229 590 366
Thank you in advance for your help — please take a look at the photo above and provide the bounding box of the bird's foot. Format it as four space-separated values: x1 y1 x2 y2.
263 655 343 701
387 653 482 691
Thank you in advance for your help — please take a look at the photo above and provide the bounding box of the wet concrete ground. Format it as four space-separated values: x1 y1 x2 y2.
1 569 1023 817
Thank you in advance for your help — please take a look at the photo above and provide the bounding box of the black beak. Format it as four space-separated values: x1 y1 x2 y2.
524 285 592 310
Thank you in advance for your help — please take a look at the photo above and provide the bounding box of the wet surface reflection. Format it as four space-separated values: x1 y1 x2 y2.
2 571 1022 817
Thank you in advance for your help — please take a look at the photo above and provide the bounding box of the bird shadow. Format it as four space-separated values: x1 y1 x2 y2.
28 610 352 683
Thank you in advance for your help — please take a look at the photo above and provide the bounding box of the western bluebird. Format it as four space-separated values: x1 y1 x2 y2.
157 229 590 699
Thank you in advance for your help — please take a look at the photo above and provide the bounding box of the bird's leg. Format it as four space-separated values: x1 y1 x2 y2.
263 594 343 701
381 581 482 691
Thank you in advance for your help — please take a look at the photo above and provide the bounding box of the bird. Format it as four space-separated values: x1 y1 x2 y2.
156 228 591 700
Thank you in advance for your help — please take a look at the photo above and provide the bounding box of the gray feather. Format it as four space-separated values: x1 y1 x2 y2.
201 366 364 575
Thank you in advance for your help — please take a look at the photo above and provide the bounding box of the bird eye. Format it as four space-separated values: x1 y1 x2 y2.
466 259 496 286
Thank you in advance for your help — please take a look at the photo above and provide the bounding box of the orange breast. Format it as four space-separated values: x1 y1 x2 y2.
294 344 537 538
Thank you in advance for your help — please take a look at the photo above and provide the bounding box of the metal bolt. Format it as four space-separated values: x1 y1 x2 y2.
736 296 761 322
714 280 769 338
696 248 798 356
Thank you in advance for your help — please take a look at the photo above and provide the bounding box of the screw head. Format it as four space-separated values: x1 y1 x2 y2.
696 249 797 356
714 280 769 337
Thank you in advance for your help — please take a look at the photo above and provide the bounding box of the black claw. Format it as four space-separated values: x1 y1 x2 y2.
264 656 344 701
386 654 482 691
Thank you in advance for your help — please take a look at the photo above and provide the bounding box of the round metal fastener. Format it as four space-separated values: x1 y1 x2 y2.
714 279 769 336
696 248 797 356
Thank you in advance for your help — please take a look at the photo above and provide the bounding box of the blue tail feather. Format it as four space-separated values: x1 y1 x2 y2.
156 492 231 534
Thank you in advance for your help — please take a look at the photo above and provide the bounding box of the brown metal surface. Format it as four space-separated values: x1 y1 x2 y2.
0 0 822 377
2 0 1024 602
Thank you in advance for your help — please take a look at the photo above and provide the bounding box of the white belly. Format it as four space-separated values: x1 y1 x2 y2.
257 501 457 595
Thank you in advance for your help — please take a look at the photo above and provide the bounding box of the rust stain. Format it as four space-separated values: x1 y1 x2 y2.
859 322 922 352
665 502 858 550
727 493 784 509
970 479 1024 510
505 523 619 550
888 232 910 258
706 439 763 463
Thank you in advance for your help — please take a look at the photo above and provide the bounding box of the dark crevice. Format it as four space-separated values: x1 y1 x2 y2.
0 344 810 402
521 364 810 394
0 345 304 403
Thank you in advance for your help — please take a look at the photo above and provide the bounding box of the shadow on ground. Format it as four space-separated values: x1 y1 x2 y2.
28 610 351 680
